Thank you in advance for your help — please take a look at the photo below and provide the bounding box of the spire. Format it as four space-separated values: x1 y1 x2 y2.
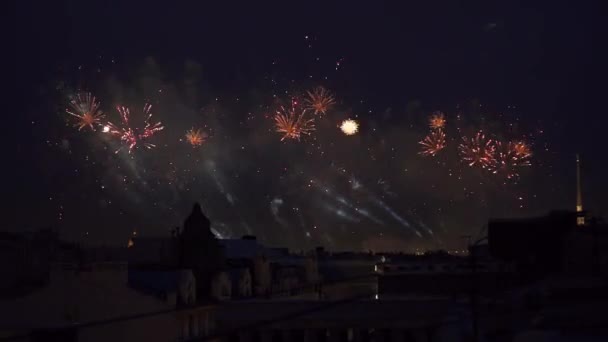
576 154 584 226
182 202 212 238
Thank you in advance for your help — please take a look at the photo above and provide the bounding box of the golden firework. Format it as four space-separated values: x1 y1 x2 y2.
274 105 315 141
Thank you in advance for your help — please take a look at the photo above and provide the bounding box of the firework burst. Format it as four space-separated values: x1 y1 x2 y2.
274 100 315 141
491 140 532 179
304 86 335 116
429 111 446 130
106 104 164 153
419 129 446 156
458 131 496 169
66 92 104 131
340 119 359 135
185 128 207 147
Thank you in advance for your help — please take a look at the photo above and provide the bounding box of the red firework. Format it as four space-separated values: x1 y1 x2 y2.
458 131 496 169
491 140 532 179
419 129 446 156
106 104 164 153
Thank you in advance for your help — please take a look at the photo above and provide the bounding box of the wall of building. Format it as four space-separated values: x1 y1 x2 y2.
0 262 180 341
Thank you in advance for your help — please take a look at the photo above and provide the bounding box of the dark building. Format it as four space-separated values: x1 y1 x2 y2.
488 211 608 279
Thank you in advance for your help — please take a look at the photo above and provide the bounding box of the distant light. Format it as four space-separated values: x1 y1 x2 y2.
102 125 110 133
374 294 379 300
374 265 378 272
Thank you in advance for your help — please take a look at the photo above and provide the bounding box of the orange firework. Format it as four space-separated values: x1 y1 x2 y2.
429 111 446 130
304 86 335 115
66 92 104 131
458 131 496 169
512 141 532 159
274 102 315 141
185 128 207 147
491 140 532 179
419 129 446 156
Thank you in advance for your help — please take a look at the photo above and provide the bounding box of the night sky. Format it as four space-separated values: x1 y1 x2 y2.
10 1 607 251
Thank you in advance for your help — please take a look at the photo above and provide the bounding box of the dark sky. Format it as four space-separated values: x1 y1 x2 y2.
10 1 607 251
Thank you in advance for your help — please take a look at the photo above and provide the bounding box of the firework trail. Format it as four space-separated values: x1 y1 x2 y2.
205 161 235 205
340 119 359 135
185 128 207 147
304 86 335 115
350 176 362 190
106 104 164 153
333 194 384 224
371 197 422 237
274 99 315 141
66 92 104 131
458 131 496 169
429 111 446 130
270 198 289 227
321 201 361 222
419 129 446 156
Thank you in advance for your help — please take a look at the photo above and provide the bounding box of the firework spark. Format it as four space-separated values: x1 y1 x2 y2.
340 119 359 135
66 92 104 131
512 141 532 159
304 86 335 115
458 131 496 169
429 111 446 130
491 140 532 179
419 129 446 156
185 128 207 147
106 104 164 153
274 101 315 141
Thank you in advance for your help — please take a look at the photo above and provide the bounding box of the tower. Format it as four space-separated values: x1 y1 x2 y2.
576 154 584 226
